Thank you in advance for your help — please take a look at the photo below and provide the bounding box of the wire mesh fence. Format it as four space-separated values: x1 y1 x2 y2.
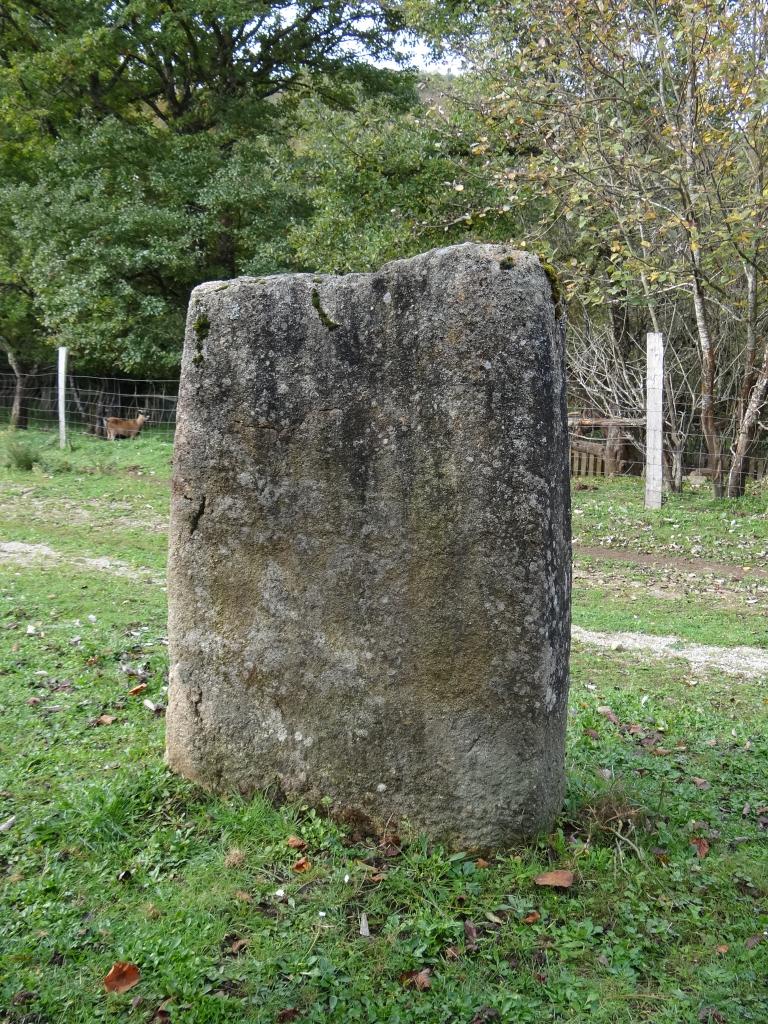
0 369 178 437
568 408 768 487
2 367 766 490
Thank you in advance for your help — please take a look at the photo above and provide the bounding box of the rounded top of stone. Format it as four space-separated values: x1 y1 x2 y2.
189 243 547 301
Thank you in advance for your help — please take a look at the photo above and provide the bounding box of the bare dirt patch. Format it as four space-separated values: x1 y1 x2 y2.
574 543 768 580
0 541 164 586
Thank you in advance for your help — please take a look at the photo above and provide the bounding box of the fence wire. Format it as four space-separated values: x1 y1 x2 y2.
2 369 766 487
0 370 178 436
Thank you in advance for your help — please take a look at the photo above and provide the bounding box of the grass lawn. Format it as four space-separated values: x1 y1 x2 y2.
1 429 767 1024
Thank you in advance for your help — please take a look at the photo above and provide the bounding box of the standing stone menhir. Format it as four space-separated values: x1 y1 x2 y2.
166 243 571 848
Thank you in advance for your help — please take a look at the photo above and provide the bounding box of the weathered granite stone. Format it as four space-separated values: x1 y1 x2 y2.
166 243 571 848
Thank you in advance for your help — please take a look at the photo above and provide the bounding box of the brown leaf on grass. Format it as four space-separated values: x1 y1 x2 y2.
286 836 307 850
127 683 147 696
291 856 311 873
368 873 386 883
443 945 460 961
276 1009 301 1022
94 714 117 727
104 962 141 993
234 890 253 903
534 870 574 889
464 920 479 951
650 747 673 756
715 944 729 955
224 848 246 869
522 911 541 925
151 999 173 1021
627 724 644 735
597 706 620 726
692 777 711 790
474 857 490 869
691 836 710 859
584 728 600 740
379 832 401 857
400 968 432 991
229 937 249 955
745 934 764 950
11 992 34 1006
26 696 41 706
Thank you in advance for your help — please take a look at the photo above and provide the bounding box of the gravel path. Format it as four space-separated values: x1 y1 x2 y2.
573 624 768 678
2 540 765 676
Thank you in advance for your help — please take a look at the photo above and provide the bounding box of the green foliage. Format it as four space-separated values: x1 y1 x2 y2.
0 2 409 373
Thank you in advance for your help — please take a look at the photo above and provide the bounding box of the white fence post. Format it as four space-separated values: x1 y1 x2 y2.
58 346 68 449
645 332 664 509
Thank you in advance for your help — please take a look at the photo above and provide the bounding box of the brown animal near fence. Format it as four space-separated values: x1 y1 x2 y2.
104 412 149 440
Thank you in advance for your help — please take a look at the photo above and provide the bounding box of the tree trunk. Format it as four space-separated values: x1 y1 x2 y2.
604 422 624 476
727 266 761 498
5 350 38 430
727 346 768 498
683 65 724 497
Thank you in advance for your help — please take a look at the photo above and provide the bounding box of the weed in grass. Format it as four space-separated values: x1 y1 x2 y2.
4 438 41 471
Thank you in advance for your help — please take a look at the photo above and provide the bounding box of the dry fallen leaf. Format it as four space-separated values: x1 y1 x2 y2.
443 945 460 960
276 1009 301 1023
104 962 141 994
94 714 117 727
691 836 710 859
230 937 249 955
692 777 711 790
291 856 311 873
286 835 307 850
715 944 729 955
523 911 541 925
474 857 491 869
464 920 479 951
745 934 763 950
151 999 173 1022
597 705 620 726
534 870 574 889
127 683 147 696
400 968 432 991
234 890 252 903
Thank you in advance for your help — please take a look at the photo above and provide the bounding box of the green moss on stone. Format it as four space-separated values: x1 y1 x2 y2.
311 288 339 331
540 261 563 314
192 311 210 366
193 313 211 339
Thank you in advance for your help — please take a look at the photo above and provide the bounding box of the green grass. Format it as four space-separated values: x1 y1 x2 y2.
1 429 767 1023
573 476 768 565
